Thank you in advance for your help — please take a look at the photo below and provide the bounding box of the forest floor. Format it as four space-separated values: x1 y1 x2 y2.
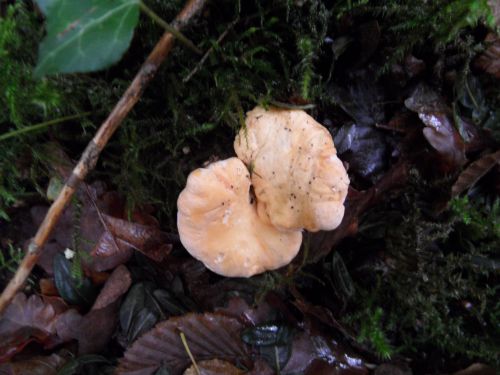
0 1 499 374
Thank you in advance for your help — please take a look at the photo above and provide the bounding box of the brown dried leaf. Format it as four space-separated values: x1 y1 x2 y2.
0 294 62 361
117 313 250 375
475 34 500 78
92 265 132 310
93 215 172 262
56 265 132 354
452 150 500 196
0 350 71 375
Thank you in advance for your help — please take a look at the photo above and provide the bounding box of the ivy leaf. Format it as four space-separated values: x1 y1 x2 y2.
53 253 98 307
35 0 58 16
117 313 250 375
34 0 140 77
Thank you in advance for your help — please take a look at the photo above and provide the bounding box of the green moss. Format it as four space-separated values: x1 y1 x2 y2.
342 0 497 73
341 178 500 368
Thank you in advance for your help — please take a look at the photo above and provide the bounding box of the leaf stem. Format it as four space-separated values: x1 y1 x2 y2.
180 332 200 375
139 1 202 55
0 112 91 142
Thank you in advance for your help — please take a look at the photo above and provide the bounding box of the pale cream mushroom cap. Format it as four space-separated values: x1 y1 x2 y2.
234 106 349 232
177 157 302 277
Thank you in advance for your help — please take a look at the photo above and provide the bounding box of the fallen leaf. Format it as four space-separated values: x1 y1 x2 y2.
405 84 466 169
285 332 367 375
56 265 132 354
92 214 172 262
0 350 72 375
92 265 132 310
183 359 244 375
452 150 500 196
55 354 111 375
333 123 389 182
39 278 59 296
453 363 496 375
0 294 62 361
475 34 500 78
329 70 385 126
53 253 98 307
117 313 251 375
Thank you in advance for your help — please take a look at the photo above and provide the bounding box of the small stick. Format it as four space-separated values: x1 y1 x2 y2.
0 0 207 315
183 17 239 83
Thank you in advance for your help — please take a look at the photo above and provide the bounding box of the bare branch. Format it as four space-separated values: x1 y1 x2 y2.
0 0 207 315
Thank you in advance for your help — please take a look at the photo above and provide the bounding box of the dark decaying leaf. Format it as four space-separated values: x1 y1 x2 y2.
475 34 500 78
241 324 294 347
119 282 190 345
92 214 172 262
329 70 385 126
455 74 489 126
117 313 250 375
405 84 466 168
0 350 72 375
307 161 409 263
242 324 295 371
0 294 63 361
184 359 244 375
452 150 500 196
333 123 388 182
53 252 98 307
284 332 367 374
56 265 132 354
92 264 132 310
92 231 134 260
56 354 111 375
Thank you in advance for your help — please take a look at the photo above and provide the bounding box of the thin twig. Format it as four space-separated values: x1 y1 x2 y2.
139 1 202 55
0 112 91 141
0 0 207 315
183 17 239 83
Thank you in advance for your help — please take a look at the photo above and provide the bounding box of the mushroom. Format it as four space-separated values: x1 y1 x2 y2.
177 157 302 277
234 106 349 232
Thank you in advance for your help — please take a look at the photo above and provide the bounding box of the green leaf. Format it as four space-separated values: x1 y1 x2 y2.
34 0 139 77
35 0 57 16
53 253 98 307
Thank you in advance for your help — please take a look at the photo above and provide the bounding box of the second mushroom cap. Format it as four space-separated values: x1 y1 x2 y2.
234 106 349 232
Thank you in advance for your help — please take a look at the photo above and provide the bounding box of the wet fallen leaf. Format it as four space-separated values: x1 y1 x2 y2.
56 265 132 354
452 150 500 196
92 264 132 310
56 354 111 375
285 332 367 374
92 214 172 262
0 294 63 361
475 34 500 78
330 70 385 127
307 160 409 263
334 123 389 182
405 84 466 169
117 313 250 375
0 349 72 375
53 252 98 307
453 363 496 375
39 278 59 296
